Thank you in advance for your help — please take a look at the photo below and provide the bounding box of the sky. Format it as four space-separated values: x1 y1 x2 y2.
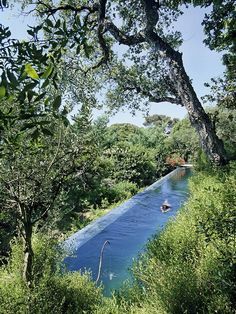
0 4 225 126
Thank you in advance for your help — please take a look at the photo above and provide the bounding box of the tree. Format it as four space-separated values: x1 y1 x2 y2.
207 106 236 159
200 0 235 159
201 0 236 81
104 123 144 147
1 1 232 164
0 21 60 119
0 98 86 286
143 114 179 135
13 0 230 165
104 143 156 187
166 118 200 162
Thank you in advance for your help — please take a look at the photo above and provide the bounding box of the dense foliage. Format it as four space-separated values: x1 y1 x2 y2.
0 0 235 312
1 0 233 164
130 164 236 313
0 104 191 260
0 236 103 313
95 162 236 313
1 163 235 313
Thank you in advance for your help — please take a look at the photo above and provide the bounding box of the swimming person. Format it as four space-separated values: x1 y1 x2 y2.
161 200 171 212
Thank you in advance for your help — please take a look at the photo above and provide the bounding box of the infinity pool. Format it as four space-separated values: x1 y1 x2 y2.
64 167 192 295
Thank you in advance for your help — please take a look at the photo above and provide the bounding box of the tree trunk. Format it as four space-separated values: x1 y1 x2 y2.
168 52 227 165
145 30 227 165
22 221 34 288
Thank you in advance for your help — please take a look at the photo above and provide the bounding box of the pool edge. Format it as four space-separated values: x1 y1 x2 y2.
63 167 183 252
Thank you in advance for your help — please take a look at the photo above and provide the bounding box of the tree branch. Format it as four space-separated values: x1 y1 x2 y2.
31 164 83 225
36 1 98 16
149 95 183 105
142 0 160 31
46 128 62 174
141 0 181 59
93 0 110 69
125 84 182 105
105 20 145 45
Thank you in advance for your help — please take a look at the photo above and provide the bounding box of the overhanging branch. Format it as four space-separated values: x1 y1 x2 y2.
36 1 98 16
149 95 183 105
105 20 145 45
126 85 182 105
95 0 110 68
142 0 160 31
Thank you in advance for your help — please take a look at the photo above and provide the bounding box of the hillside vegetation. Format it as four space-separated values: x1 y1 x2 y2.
0 0 235 312
1 162 235 313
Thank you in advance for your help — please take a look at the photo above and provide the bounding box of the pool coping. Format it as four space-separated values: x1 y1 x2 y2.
63 167 181 253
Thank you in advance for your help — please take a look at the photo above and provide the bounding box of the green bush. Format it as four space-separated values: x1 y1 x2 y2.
128 164 236 313
0 235 103 314
1 165 235 314
109 181 138 203
108 144 157 187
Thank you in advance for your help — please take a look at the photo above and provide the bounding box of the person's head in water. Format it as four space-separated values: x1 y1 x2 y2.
163 200 171 208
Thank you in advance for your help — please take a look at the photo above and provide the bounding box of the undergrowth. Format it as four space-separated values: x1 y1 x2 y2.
0 163 235 313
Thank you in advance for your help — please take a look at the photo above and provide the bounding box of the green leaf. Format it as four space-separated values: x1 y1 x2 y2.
35 24 43 33
76 16 81 26
61 106 68 115
83 43 93 58
7 70 18 87
45 19 54 28
7 94 15 102
0 86 6 98
43 27 51 33
44 97 50 106
23 82 38 92
52 95 61 111
41 64 53 79
27 29 35 37
27 90 36 102
41 127 53 136
52 79 58 90
55 19 61 28
55 30 64 36
70 42 76 49
76 45 80 54
24 64 39 80
63 21 67 33
1 73 8 91
41 79 49 89
21 122 37 131
34 92 47 103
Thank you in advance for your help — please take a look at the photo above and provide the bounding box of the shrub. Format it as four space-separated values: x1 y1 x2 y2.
165 154 185 167
108 144 157 187
110 181 138 203
1 165 235 314
128 163 236 313
0 235 103 314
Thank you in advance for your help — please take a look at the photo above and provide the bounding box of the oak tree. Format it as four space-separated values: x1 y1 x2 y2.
16 0 229 165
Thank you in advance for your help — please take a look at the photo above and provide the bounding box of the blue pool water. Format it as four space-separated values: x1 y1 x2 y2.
64 167 192 295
